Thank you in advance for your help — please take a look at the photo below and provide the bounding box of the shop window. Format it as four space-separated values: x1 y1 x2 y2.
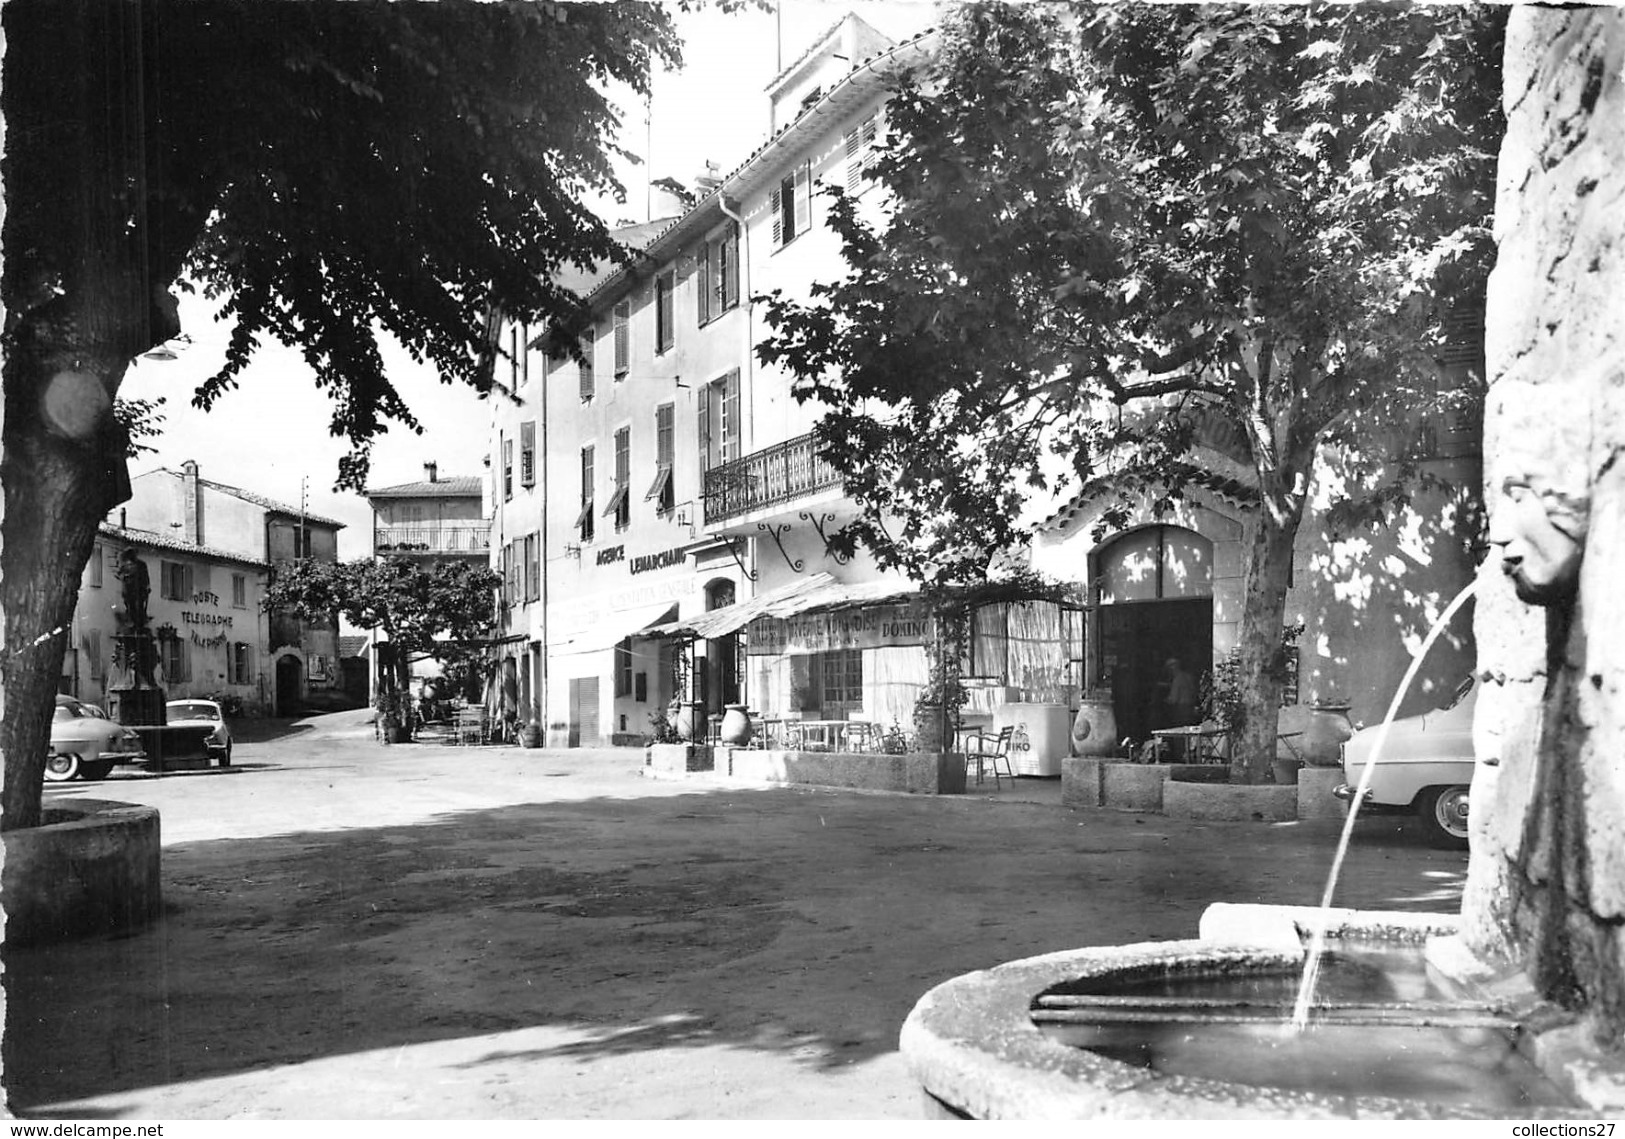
820 649 863 708
576 445 596 542
614 638 633 697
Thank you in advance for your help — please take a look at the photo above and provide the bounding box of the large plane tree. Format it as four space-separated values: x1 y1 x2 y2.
759 2 1504 783
0 0 683 829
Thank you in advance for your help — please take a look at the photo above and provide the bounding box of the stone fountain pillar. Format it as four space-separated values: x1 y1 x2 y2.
1459 6 1625 1048
106 548 166 728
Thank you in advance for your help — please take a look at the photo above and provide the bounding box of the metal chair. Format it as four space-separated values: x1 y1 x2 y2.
454 706 488 746
964 726 1015 789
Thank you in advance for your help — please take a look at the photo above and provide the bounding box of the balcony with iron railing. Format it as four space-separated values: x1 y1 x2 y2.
374 522 492 557
702 430 843 528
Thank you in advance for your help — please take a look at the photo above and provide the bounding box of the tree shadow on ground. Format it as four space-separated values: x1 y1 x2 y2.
2 786 1467 1115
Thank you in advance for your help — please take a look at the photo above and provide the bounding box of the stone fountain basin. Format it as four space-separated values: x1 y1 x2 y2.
0 797 162 946
900 905 1588 1120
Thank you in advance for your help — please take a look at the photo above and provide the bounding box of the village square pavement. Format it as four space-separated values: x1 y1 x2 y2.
3 710 1468 1120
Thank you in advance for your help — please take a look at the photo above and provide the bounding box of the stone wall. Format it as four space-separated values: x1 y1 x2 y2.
1462 7 1625 1044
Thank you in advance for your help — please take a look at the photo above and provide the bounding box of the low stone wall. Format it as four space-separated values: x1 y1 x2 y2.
1 798 162 946
645 743 714 775
726 748 966 795
1063 758 1341 822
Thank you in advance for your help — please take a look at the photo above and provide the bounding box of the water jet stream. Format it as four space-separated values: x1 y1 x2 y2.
1290 578 1480 1031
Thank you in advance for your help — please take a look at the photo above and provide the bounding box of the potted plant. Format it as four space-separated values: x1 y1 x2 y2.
520 702 543 748
913 653 969 753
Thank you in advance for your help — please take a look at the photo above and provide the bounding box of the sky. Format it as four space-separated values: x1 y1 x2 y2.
119 0 939 562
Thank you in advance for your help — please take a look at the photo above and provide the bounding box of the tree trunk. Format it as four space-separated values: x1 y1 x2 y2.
1228 491 1304 785
2 363 129 831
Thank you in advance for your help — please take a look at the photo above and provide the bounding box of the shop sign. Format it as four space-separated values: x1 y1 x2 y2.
629 546 688 575
181 611 233 628
746 601 930 656
596 545 625 566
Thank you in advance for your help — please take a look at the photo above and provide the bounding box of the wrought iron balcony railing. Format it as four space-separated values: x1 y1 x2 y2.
702 430 842 527
374 523 492 556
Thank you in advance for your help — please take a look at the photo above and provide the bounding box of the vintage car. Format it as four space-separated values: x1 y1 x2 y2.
1335 677 1477 849
48 694 146 782
165 699 234 765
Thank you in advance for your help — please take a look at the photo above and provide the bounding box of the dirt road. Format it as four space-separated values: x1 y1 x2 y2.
3 711 1466 1119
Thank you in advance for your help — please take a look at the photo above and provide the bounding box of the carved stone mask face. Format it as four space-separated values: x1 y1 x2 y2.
1487 477 1586 605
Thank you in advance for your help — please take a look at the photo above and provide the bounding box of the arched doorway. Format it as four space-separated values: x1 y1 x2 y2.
1092 525 1213 744
275 654 304 717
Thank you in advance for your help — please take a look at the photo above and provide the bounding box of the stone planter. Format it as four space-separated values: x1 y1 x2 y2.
1070 698 1117 757
719 703 754 746
1 798 162 946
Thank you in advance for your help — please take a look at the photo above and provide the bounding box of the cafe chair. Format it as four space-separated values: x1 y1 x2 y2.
964 726 1015 789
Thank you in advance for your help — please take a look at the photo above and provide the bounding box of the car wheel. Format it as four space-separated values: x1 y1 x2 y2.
80 759 115 781
1417 784 1470 850
45 751 82 782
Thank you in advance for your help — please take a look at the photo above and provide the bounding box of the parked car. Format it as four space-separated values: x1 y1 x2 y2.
165 699 233 765
48 694 145 782
1335 677 1477 849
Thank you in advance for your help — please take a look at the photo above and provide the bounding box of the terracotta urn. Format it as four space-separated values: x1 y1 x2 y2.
1302 702 1354 766
672 701 704 742
1071 697 1118 757
719 704 754 746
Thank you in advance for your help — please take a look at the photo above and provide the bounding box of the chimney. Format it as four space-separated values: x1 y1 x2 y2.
181 460 203 545
424 461 439 484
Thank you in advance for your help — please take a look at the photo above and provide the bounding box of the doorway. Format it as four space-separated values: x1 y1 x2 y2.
275 655 303 716
1092 525 1214 744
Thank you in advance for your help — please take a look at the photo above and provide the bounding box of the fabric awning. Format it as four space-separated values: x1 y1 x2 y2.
555 601 680 656
646 573 922 641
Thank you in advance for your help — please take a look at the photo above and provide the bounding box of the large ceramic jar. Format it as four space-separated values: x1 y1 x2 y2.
719 704 754 746
1302 702 1354 766
672 700 700 742
1071 698 1118 757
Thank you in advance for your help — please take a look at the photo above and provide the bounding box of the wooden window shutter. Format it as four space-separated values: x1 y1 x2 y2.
845 126 862 192
696 244 710 324
613 302 630 376
722 368 741 462
770 184 783 246
697 383 712 470
723 225 739 309
796 163 812 233
579 337 594 401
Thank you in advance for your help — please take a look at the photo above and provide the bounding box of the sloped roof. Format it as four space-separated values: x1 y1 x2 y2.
193 474 345 529
551 216 682 300
364 475 483 499
98 524 270 569
1038 462 1260 534
338 635 370 659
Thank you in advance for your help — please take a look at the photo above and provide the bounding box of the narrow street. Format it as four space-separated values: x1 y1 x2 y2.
5 711 1468 1120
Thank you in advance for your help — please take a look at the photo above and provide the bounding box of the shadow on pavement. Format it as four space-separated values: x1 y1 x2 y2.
2 784 1466 1115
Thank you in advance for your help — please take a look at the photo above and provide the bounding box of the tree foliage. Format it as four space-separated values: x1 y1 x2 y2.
263 557 502 702
759 1 1503 780
0 0 686 829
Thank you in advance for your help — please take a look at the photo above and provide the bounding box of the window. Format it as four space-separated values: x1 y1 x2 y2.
161 638 189 684
576 445 596 542
697 224 740 324
613 301 630 378
160 560 192 601
697 369 742 470
603 426 631 529
655 270 675 354
579 333 595 402
228 642 254 685
845 113 880 192
503 436 514 501
524 533 539 602
820 649 863 708
614 638 633 697
646 404 675 513
520 421 536 488
87 544 103 588
232 573 247 609
771 161 811 247
292 524 313 560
